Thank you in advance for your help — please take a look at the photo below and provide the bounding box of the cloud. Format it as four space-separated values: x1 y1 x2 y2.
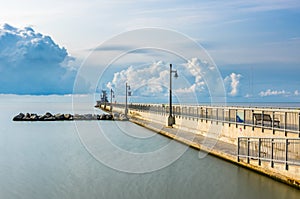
106 58 207 99
181 57 208 92
234 0 300 12
224 73 242 96
0 24 76 94
107 61 169 97
244 93 252 98
259 89 289 97
294 90 299 96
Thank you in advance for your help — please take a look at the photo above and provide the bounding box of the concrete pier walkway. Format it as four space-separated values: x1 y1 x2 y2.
130 117 237 157
129 117 300 189
98 103 300 189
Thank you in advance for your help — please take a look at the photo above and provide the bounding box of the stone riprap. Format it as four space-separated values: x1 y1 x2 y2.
12 112 122 121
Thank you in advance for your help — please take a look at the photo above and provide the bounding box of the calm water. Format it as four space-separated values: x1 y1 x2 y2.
0 95 299 199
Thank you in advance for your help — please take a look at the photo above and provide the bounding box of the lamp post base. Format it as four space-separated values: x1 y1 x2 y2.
167 115 175 127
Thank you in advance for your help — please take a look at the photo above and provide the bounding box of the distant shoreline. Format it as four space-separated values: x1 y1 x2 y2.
0 94 299 108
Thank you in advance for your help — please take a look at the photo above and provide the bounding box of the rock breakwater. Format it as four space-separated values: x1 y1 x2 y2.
12 112 127 121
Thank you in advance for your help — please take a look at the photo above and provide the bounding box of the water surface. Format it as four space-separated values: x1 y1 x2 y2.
0 95 299 199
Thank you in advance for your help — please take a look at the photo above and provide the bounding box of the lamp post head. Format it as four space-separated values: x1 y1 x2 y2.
174 71 178 78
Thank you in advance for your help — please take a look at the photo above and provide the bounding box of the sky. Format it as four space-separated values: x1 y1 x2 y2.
0 0 300 103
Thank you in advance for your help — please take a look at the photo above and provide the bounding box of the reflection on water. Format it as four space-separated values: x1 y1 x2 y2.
0 95 299 199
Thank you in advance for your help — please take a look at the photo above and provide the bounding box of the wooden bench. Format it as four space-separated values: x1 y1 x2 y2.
253 113 280 127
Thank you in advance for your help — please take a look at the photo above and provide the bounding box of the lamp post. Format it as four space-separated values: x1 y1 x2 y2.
125 82 131 117
167 64 178 127
110 88 114 112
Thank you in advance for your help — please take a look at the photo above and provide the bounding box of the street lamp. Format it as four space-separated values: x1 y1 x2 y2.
110 88 115 112
125 82 131 117
167 63 178 127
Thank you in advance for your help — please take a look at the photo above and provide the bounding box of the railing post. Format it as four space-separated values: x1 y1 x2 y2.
262 110 264 133
200 107 203 122
272 111 275 134
271 138 274 168
237 137 240 162
285 139 289 170
205 107 208 123
235 109 238 128
247 138 250 164
243 109 246 129
216 108 218 124
298 113 300 138
211 108 213 124
222 108 225 126
252 109 254 131
284 112 287 136
229 109 231 127
258 138 261 166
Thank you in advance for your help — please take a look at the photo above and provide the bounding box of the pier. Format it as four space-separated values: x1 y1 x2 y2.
97 102 300 189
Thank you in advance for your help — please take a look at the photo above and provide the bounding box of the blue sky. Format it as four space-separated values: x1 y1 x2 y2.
0 0 300 102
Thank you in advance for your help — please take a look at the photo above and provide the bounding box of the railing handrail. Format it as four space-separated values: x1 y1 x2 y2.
101 102 300 113
238 136 300 140
98 102 300 136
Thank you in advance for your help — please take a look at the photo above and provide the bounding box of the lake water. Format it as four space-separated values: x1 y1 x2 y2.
0 95 299 199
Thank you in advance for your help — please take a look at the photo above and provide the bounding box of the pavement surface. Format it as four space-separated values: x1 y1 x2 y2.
130 117 237 159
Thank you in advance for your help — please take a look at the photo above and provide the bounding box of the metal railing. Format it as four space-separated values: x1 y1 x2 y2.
97 102 300 136
237 137 300 169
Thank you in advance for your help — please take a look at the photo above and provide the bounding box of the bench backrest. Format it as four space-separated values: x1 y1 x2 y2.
253 113 262 120
253 113 272 121
263 114 272 121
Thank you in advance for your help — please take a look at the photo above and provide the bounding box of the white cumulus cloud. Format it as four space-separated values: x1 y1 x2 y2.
180 57 208 94
0 23 76 94
107 61 169 97
259 89 289 97
224 73 242 96
106 58 208 99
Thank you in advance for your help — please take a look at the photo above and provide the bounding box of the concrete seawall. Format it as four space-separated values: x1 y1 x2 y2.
99 104 300 189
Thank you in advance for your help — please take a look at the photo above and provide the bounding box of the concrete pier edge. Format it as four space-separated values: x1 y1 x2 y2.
98 104 300 190
129 117 300 190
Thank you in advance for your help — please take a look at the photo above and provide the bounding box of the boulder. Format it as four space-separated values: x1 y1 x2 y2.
84 114 93 120
106 114 113 120
13 113 25 121
99 114 104 120
23 113 31 120
74 114 84 120
39 112 54 121
98 114 114 120
29 113 39 121
43 116 56 121
45 112 53 117
63 114 73 120
55 113 65 120
118 114 128 121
